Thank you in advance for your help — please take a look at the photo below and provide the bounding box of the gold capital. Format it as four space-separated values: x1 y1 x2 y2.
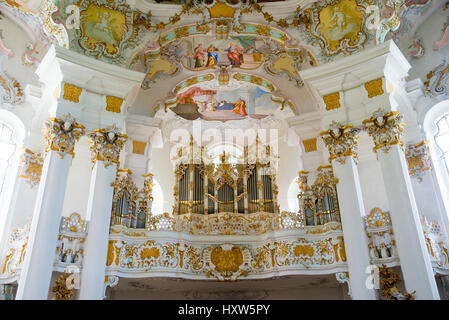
363 109 405 154
88 125 127 167
42 113 85 158
320 122 359 164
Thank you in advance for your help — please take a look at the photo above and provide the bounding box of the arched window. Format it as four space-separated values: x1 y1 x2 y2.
423 100 449 224
435 113 449 173
0 122 17 197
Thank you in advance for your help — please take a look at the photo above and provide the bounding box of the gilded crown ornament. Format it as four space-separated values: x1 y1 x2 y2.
42 113 85 158
320 121 360 164
363 109 405 154
88 124 127 167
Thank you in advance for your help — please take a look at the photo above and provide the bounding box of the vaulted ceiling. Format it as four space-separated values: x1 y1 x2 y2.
1 0 448 121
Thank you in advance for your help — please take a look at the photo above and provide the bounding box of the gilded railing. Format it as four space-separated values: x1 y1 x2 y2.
110 211 315 236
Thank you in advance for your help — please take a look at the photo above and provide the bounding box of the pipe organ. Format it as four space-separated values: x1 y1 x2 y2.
297 166 341 226
173 137 280 215
110 170 154 229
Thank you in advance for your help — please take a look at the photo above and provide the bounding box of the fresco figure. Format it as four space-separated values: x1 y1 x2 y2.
325 6 358 41
194 44 206 68
232 99 248 116
206 45 219 67
226 42 243 67
215 100 235 111
434 25 449 51
85 10 120 46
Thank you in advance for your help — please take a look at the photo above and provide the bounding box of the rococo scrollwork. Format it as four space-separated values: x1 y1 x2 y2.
321 121 360 164
88 124 127 167
378 264 415 300
406 141 432 182
105 230 347 281
18 149 44 187
363 109 405 154
42 113 85 158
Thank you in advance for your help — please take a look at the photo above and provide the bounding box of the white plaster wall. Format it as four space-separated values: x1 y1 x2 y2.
276 138 302 212
148 141 175 214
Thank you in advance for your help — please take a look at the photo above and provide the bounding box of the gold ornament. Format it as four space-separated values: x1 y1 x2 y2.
379 264 415 300
105 96 123 113
62 83 82 103
405 141 432 182
42 113 85 158
51 272 74 300
302 138 317 153
88 125 127 167
363 109 405 154
364 78 384 98
323 92 341 110
321 122 359 163
18 149 43 187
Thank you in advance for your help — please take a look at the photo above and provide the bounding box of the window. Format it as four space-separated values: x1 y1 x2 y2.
435 113 449 173
0 122 16 197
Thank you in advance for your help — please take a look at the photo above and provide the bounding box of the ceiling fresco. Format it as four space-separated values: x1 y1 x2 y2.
1 0 449 119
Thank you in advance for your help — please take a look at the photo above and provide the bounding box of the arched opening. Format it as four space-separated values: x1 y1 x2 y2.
0 109 25 250
423 99 449 221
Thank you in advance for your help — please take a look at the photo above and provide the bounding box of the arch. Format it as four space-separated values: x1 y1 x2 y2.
422 98 449 223
0 109 26 254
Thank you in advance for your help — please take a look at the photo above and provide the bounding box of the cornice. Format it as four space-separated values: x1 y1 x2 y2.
300 40 411 95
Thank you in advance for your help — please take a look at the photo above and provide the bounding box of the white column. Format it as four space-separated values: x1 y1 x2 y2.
378 145 439 299
79 125 126 300
365 111 440 300
16 151 71 299
321 124 376 300
332 158 376 299
16 115 84 300
79 161 117 300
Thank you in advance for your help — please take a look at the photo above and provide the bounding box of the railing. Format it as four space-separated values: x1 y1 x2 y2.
109 211 327 236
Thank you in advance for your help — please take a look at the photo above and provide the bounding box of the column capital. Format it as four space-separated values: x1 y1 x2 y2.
88 125 127 167
320 121 360 164
363 109 405 154
43 113 85 158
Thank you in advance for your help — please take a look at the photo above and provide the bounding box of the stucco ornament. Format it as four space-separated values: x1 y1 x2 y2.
43 113 85 158
424 46 449 97
321 121 360 164
302 0 374 57
88 124 127 167
18 149 44 187
363 109 405 154
0 38 23 107
64 0 144 64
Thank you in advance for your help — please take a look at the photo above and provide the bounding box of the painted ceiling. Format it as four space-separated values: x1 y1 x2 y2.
1 0 448 120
